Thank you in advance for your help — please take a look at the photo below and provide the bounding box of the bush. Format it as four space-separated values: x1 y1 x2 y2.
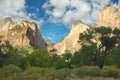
101 66 120 78
23 67 53 80
72 66 101 77
50 68 71 80
106 47 120 67
72 66 120 78
0 64 23 80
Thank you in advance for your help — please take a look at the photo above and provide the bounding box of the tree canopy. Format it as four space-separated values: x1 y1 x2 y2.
79 26 120 68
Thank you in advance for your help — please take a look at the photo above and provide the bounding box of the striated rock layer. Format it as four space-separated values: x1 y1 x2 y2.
98 6 120 28
0 17 47 48
53 21 89 55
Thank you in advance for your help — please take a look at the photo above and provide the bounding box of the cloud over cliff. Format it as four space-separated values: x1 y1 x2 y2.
43 0 120 25
0 0 30 21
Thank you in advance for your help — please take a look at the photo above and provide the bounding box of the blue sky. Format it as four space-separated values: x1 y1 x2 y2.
0 0 120 43
25 0 70 43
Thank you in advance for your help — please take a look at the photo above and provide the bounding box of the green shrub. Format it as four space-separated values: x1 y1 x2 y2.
23 67 53 80
0 64 23 80
72 66 101 77
101 66 120 78
106 47 120 67
72 66 120 78
50 68 71 80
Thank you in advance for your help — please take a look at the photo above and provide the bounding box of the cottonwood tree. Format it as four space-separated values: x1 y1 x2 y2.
79 26 120 68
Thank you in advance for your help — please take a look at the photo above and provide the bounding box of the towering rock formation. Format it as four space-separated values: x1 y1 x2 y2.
0 17 47 48
98 6 120 28
54 6 120 55
53 21 89 55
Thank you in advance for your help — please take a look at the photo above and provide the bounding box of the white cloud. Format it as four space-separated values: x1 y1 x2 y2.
50 0 70 10
0 0 30 21
63 0 91 24
37 19 45 27
43 0 70 23
43 0 120 25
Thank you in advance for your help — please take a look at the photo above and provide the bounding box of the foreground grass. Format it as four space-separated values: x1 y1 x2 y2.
70 77 120 80
0 64 120 80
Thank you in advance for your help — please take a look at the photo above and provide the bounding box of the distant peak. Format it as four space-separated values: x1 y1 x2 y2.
21 20 36 24
98 5 120 28
2 17 12 23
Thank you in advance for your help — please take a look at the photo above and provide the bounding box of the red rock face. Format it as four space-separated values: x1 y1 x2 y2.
0 17 47 48
98 6 120 28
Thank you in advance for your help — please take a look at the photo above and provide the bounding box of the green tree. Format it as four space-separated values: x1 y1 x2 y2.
0 40 28 69
52 57 66 69
26 48 52 68
106 47 120 67
49 53 66 69
79 26 120 68
62 50 72 68
0 40 14 67
71 51 81 67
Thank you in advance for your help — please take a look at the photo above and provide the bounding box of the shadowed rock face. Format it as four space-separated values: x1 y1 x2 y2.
0 17 47 48
53 21 89 55
98 6 120 28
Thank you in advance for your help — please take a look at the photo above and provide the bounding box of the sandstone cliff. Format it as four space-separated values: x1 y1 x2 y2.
53 6 120 55
0 17 47 48
53 21 89 55
98 6 120 28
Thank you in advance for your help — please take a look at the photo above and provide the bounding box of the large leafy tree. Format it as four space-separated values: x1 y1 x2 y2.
79 26 120 68
26 48 52 68
0 40 14 67
0 40 26 68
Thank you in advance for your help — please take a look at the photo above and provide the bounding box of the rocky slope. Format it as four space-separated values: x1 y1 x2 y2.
53 21 89 55
98 5 120 28
0 17 47 48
